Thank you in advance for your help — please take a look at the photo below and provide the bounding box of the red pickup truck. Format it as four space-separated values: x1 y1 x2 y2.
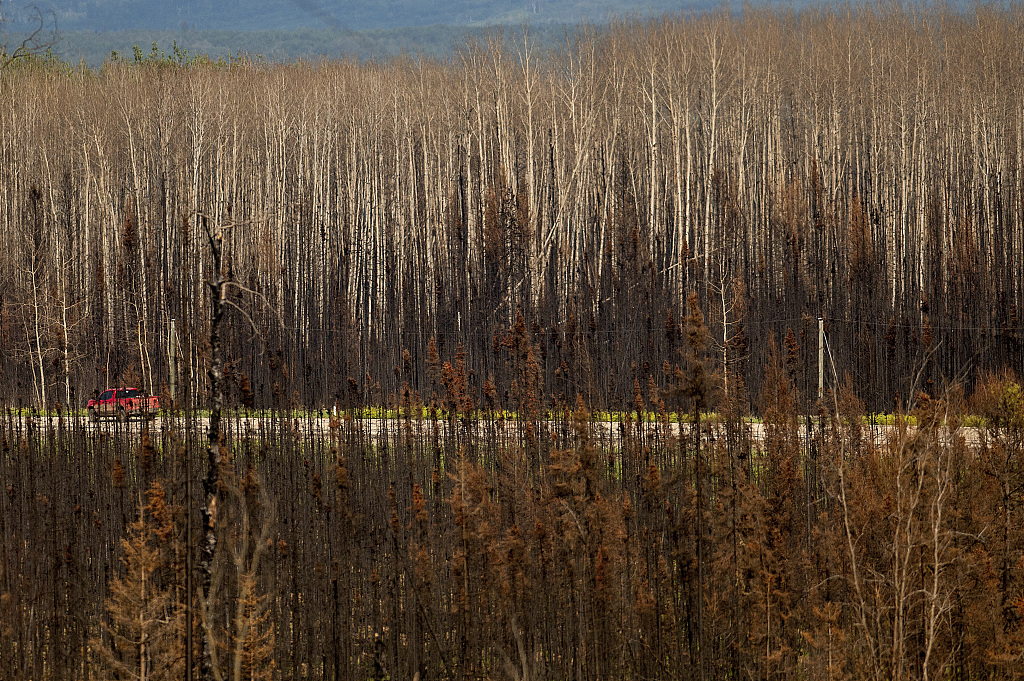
87 388 160 422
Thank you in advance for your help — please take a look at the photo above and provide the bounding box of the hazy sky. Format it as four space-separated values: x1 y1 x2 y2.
7 0 744 32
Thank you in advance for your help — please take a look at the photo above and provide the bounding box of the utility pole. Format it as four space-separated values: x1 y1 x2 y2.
818 317 824 402
169 318 177 406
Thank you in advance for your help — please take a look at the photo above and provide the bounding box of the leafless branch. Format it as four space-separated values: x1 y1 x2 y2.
0 1 57 73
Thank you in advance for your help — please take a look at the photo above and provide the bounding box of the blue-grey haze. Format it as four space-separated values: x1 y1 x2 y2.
3 0 812 64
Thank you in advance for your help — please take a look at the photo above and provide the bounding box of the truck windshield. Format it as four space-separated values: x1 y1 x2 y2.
99 390 113 400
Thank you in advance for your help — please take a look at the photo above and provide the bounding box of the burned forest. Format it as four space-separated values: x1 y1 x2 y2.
1 6 1022 411
3 4 1024 680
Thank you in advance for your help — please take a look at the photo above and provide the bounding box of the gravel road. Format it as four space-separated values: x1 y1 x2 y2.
10 413 988 449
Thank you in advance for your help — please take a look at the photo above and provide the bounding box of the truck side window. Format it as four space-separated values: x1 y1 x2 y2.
100 390 114 400
116 390 128 399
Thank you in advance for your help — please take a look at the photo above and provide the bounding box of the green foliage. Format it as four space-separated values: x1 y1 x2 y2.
863 412 917 427
0 46 82 75
972 373 1024 431
105 40 245 68
960 413 986 428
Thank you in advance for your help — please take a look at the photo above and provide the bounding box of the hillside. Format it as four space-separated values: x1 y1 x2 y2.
8 0 805 65
15 25 585 65
8 0 737 32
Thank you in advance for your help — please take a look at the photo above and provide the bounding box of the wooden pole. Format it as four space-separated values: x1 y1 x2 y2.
818 317 824 402
170 318 177 406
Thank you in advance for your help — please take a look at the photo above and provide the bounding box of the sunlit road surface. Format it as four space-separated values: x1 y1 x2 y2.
11 413 989 450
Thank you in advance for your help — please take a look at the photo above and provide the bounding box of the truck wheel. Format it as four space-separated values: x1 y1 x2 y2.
88 408 98 423
116 408 128 423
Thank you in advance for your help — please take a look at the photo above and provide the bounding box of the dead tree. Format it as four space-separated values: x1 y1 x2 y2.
198 213 226 681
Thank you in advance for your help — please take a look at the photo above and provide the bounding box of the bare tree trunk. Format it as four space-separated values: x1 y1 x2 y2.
30 257 47 409
199 213 226 681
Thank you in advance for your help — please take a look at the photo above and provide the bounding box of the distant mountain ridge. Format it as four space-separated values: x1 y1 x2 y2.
6 0 728 32
9 25 589 66
3 0 757 65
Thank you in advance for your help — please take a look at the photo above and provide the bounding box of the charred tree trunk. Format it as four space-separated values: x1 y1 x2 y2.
199 213 226 681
